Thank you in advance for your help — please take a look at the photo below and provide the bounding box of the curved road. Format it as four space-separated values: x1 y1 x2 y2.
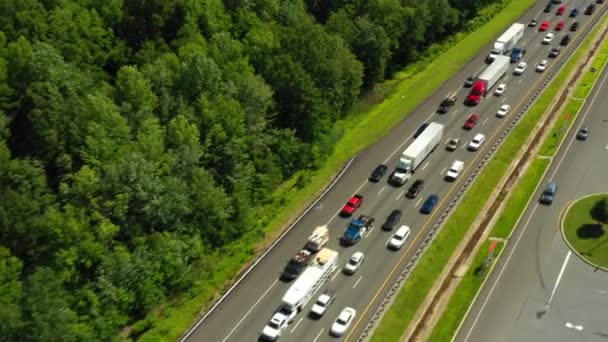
183 1 605 341
456 35 608 342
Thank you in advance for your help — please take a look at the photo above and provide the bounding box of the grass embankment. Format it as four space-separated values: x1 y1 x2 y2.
373 6 608 342
138 0 535 341
563 195 608 269
425 15 608 342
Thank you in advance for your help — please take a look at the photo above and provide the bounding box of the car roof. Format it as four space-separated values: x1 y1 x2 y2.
352 251 364 260
395 225 410 236
474 133 485 139
390 209 402 216
413 179 424 185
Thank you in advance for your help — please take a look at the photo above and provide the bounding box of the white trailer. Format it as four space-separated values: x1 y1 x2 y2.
281 248 338 313
487 23 525 61
305 225 329 252
391 122 444 185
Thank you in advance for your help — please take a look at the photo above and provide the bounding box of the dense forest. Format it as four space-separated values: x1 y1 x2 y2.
0 0 506 340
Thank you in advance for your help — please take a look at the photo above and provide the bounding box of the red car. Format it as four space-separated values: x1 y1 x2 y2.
539 20 551 31
340 194 363 217
463 113 479 130
555 20 565 31
556 5 566 15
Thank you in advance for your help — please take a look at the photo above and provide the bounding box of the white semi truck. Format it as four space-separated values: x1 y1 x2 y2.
487 23 525 62
390 122 444 185
466 55 510 105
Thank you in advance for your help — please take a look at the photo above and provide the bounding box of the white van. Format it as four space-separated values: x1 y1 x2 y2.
388 225 411 250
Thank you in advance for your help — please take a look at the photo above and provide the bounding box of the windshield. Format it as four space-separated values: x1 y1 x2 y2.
337 318 347 325
268 321 280 329
394 235 403 241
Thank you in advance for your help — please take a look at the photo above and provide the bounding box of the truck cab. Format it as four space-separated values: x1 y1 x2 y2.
390 166 411 186
486 49 501 63
340 215 375 246
510 47 526 62
437 93 457 113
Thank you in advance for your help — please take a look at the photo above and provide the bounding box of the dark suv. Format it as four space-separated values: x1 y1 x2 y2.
369 164 388 182
560 34 571 46
381 210 402 231
406 179 425 199
585 4 595 14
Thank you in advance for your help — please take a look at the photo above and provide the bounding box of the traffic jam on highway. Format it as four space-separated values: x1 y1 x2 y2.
249 1 603 341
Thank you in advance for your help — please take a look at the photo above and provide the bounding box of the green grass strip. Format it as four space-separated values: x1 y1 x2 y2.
423 15 608 342
138 1 536 341
563 195 608 269
427 241 504 342
372 9 608 342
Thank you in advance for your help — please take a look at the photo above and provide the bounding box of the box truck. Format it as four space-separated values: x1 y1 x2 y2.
390 122 444 185
487 23 525 62
466 56 510 105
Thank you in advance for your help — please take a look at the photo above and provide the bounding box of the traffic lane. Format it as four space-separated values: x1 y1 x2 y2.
456 54 608 342
188 0 591 339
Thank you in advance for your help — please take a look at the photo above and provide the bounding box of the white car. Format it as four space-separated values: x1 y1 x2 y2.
388 225 411 250
330 307 357 337
343 251 364 274
536 60 548 72
496 104 511 118
514 62 527 75
494 83 506 96
468 133 486 151
542 33 555 44
261 312 289 341
310 292 335 317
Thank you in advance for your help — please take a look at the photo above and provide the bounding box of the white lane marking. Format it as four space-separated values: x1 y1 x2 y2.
290 317 303 333
461 142 468 150
421 162 430 170
482 118 489 126
452 108 460 116
535 43 540 48
396 191 405 200
367 226 375 237
415 197 423 207
501 97 506 103
440 167 447 175
377 186 386 196
330 269 339 282
326 180 367 225
565 322 584 331
353 276 363 289
545 251 572 309
462 61 608 342
605 143 608 150
312 329 324 342
518 78 524 84
444 138 452 145
223 279 278 341
385 236 393 247
474 64 486 75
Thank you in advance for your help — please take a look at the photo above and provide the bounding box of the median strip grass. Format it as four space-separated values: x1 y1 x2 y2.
139 1 536 340
372 9 608 342
422 14 608 342
427 241 504 342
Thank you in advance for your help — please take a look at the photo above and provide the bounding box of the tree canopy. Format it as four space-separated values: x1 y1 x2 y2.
0 0 504 339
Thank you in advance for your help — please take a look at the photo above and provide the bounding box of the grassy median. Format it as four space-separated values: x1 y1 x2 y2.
422 14 608 342
139 1 539 341
372 7 608 342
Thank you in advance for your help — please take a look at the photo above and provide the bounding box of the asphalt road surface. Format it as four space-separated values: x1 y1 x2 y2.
182 1 606 341
456 35 608 342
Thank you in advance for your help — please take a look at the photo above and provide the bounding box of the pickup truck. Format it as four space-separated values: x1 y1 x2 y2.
445 160 464 181
340 194 363 217
281 249 312 281
340 215 375 246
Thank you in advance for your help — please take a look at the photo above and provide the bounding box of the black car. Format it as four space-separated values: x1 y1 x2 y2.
420 195 439 214
381 209 402 231
528 19 538 27
544 3 553 12
369 164 388 182
585 4 595 14
413 123 429 138
406 179 425 199
560 34 571 46
597 0 605 4
570 21 579 31
464 76 476 88
549 46 561 58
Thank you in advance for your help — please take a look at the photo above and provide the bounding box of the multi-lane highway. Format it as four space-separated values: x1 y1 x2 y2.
456 40 608 342
182 1 606 341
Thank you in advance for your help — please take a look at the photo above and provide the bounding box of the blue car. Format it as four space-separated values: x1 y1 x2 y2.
420 195 439 214
570 8 579 17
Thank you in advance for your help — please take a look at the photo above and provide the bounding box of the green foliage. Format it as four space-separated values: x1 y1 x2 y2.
0 0 516 340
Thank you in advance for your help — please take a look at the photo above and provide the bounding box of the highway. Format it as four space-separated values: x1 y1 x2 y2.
182 1 606 341
456 36 608 342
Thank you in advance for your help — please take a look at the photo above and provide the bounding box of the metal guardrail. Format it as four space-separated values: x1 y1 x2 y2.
180 157 357 341
357 6 608 341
